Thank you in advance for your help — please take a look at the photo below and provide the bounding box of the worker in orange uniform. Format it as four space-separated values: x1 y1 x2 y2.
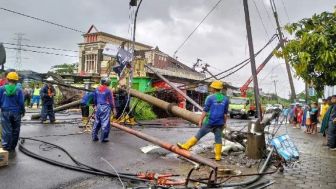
177 80 229 161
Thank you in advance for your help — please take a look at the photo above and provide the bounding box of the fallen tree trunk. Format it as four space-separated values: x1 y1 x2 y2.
31 100 81 120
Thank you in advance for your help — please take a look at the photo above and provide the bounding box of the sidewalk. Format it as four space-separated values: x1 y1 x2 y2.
265 124 336 189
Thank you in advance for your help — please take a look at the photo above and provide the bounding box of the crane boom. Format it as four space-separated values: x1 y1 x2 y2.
240 43 281 97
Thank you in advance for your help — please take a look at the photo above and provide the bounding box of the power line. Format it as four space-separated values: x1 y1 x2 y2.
5 47 77 57
164 34 278 92
2 42 78 53
260 0 274 25
280 0 290 23
0 7 85 33
252 0 270 39
173 0 223 57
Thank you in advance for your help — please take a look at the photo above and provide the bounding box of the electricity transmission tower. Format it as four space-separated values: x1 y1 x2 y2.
13 33 29 70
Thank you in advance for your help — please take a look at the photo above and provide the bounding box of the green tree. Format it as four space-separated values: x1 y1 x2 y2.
51 63 77 74
277 8 336 96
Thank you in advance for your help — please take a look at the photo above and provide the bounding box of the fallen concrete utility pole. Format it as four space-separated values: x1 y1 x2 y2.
246 112 278 159
31 100 81 120
111 121 220 169
145 64 204 111
129 88 201 124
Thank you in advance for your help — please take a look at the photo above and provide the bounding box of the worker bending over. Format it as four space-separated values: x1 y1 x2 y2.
177 80 229 161
92 78 116 142
0 72 25 153
80 91 94 125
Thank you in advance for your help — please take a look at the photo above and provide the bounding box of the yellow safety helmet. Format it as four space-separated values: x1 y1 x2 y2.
6 72 19 81
210 80 223 90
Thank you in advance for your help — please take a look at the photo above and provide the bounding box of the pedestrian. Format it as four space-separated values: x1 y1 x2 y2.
30 84 41 109
23 85 33 107
0 72 25 154
304 105 311 133
310 102 319 134
320 97 332 146
40 78 56 123
320 99 330 123
80 91 94 125
327 95 336 149
0 71 7 86
293 103 300 128
279 107 288 124
288 104 295 124
297 105 303 128
177 80 229 161
92 78 116 142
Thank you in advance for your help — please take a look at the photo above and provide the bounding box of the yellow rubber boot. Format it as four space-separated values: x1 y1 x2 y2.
177 136 198 150
214 144 222 161
82 117 88 125
118 115 127 124
127 117 137 126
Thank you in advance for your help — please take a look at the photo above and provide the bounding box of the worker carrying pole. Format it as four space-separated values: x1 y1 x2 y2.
177 80 229 161
92 78 117 143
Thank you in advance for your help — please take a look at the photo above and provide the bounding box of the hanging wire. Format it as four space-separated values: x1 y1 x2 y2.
252 0 270 39
280 0 291 23
173 0 223 57
2 42 78 52
0 7 85 33
163 34 278 93
4 47 77 57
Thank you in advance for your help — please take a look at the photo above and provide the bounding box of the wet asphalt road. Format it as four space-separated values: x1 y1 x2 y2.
0 110 250 189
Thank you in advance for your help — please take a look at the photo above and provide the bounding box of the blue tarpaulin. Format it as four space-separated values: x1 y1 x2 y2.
270 134 299 161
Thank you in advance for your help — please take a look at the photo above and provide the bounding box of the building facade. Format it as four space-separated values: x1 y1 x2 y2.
78 25 152 76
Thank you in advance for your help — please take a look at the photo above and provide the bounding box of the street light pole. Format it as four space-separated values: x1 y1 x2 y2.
243 0 261 119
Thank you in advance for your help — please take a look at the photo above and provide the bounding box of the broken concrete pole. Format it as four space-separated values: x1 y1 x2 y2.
111 122 220 169
31 100 81 120
129 89 201 124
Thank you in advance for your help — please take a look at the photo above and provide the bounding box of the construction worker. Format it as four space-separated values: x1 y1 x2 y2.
0 72 25 152
177 80 229 161
30 84 41 108
40 78 56 123
92 78 116 142
116 87 136 125
80 91 94 125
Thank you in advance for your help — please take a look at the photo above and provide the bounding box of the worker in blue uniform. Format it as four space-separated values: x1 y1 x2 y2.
92 78 116 142
80 91 94 125
0 72 25 152
177 80 229 161
40 78 56 123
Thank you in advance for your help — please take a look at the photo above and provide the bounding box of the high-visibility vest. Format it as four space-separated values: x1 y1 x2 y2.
33 88 41 96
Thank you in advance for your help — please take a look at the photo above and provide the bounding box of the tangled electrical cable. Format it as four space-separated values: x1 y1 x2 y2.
163 34 279 93
19 137 149 182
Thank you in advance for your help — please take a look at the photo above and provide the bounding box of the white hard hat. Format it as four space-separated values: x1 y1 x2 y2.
46 77 54 81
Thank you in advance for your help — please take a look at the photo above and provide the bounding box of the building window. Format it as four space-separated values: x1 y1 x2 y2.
85 54 97 73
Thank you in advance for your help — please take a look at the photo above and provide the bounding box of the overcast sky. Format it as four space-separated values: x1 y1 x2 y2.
0 0 335 98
